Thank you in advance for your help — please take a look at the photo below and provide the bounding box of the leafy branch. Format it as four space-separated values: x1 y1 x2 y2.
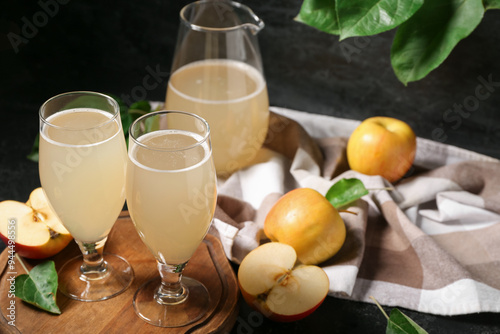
295 0 500 85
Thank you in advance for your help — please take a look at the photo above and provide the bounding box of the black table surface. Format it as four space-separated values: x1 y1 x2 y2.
2 1 500 333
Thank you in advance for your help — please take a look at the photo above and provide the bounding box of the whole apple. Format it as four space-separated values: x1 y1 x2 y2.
347 116 416 183
264 188 346 265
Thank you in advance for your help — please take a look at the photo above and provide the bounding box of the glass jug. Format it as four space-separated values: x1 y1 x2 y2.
165 0 269 177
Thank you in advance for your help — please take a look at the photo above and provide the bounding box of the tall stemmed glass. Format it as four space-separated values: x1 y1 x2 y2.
126 111 217 327
38 91 134 301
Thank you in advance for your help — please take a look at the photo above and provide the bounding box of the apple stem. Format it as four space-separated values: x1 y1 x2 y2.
368 187 394 192
339 209 358 215
15 253 30 274
370 296 389 320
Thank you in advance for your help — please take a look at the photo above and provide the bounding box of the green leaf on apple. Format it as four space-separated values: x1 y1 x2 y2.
14 260 61 315
325 178 368 209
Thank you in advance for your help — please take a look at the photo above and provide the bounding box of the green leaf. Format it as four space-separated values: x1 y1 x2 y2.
145 113 161 133
294 0 340 35
391 0 485 85
26 134 40 162
108 94 133 136
129 100 152 113
336 0 424 40
484 0 500 9
325 178 368 208
127 107 150 128
295 0 493 84
371 296 428 334
387 308 428 334
14 261 61 315
126 101 153 145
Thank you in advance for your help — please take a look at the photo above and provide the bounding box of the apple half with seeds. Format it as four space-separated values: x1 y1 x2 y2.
238 242 330 322
0 187 73 259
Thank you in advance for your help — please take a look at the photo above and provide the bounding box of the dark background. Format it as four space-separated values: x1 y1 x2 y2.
1 1 500 333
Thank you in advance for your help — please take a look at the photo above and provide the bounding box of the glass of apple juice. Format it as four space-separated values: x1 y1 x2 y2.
38 91 134 301
126 110 217 327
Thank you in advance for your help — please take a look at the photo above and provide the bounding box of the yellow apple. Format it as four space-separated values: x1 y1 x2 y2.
238 242 329 322
0 188 73 259
346 116 417 183
264 188 346 265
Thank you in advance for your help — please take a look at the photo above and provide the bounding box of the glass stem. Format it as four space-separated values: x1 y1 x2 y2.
155 261 188 305
76 238 108 280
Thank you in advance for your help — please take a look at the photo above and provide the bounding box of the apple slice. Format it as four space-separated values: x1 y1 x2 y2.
238 242 330 322
0 188 73 259
26 187 70 237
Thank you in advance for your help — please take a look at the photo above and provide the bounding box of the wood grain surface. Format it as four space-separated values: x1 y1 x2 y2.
0 211 239 333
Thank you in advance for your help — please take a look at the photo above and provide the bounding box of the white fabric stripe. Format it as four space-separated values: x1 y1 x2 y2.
238 148 289 209
324 265 359 296
347 278 500 316
418 279 500 315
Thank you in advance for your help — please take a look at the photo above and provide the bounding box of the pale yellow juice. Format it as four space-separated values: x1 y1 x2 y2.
39 108 127 242
126 130 217 264
165 59 269 175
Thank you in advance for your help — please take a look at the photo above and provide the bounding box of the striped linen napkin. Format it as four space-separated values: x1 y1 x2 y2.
210 107 500 316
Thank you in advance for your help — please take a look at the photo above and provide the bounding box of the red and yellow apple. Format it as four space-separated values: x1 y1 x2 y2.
238 242 329 322
264 188 346 265
347 116 417 183
0 187 73 259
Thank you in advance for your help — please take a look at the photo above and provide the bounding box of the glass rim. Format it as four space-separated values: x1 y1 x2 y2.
39 91 120 131
129 110 211 153
179 0 264 33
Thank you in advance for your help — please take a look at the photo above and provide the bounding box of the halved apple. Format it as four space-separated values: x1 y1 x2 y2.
0 188 73 259
237 242 330 322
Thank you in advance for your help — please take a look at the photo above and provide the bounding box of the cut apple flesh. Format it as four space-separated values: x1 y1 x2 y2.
266 265 329 315
238 242 330 321
27 187 70 235
238 242 297 295
0 188 73 259
0 200 53 246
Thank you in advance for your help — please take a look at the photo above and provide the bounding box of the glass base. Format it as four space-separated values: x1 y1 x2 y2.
133 276 210 327
58 253 134 302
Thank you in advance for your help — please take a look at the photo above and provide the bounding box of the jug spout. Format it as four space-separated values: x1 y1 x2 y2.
243 16 264 35
239 4 265 35
180 0 265 35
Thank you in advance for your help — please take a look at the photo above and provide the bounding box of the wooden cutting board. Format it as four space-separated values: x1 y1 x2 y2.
0 211 239 333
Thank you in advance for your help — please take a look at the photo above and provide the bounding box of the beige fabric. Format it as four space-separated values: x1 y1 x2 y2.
210 108 500 316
